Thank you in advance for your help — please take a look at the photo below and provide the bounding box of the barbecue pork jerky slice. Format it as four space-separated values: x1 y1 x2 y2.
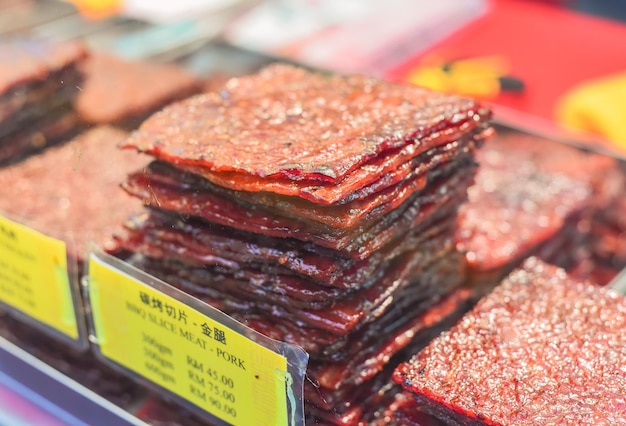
306 286 471 426
123 64 491 203
0 37 87 99
126 132 477 229
0 126 147 261
75 52 201 126
393 258 626 426
123 153 474 242
171 122 489 205
117 207 456 291
123 161 475 259
308 279 469 395
457 132 613 275
118 226 455 307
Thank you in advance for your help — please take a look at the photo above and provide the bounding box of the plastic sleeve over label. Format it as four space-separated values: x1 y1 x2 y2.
0 214 79 340
88 251 308 425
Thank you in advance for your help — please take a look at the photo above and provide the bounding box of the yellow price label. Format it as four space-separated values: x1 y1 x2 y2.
89 254 290 426
0 215 78 340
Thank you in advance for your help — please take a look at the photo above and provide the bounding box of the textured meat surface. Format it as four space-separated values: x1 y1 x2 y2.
120 210 453 292
127 135 473 229
76 53 201 125
308 285 469 393
394 257 626 426
123 162 474 258
457 133 610 273
0 37 87 94
123 64 490 203
0 126 147 259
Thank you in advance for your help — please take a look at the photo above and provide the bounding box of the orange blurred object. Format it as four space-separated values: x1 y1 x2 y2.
64 0 122 19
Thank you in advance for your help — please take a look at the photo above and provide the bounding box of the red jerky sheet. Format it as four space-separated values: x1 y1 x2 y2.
457 132 611 273
123 162 474 259
123 64 490 203
76 53 201 125
126 133 475 230
0 126 147 260
394 257 626 426
118 205 455 291
0 37 87 95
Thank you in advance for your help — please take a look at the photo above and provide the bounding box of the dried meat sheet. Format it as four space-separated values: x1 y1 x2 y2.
0 110 79 165
393 258 626 426
131 249 441 336
123 162 476 259
127 135 476 229
456 134 608 274
0 38 87 96
308 279 469 394
304 285 473 426
123 64 491 203
0 126 147 261
76 53 201 126
117 208 455 291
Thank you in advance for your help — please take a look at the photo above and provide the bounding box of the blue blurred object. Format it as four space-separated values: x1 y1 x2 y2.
571 0 626 22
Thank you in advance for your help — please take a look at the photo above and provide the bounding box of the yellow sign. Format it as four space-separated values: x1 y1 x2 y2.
0 215 78 340
89 254 289 426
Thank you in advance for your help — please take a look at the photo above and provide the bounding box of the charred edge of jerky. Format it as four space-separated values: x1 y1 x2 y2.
118 209 456 293
0 110 82 166
122 160 476 259
308 285 471 394
0 65 84 137
135 132 476 230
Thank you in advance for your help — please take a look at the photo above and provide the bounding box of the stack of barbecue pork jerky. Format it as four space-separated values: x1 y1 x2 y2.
116 64 492 424
0 38 87 164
